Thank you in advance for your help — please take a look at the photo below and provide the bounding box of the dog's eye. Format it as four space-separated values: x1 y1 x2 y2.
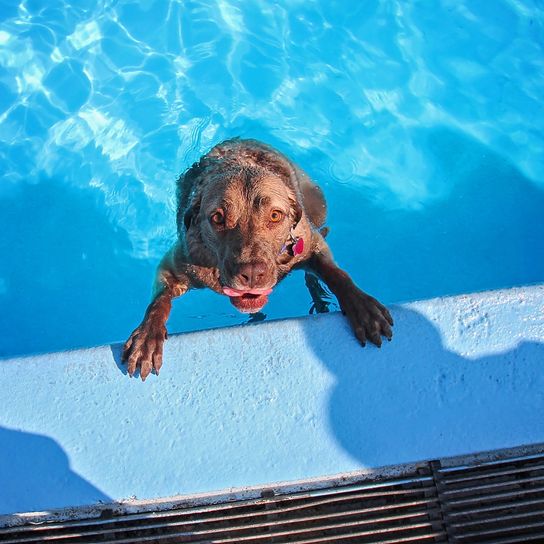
210 210 225 226
270 210 284 223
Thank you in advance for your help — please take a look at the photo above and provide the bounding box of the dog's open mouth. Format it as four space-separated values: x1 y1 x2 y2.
222 287 272 313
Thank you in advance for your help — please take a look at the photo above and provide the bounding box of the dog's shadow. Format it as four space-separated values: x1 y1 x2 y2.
110 343 130 377
303 306 544 467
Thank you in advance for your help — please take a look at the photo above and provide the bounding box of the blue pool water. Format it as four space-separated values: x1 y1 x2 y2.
0 0 543 358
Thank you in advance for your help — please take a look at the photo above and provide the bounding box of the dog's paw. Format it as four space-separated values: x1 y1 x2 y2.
122 323 167 381
338 288 393 347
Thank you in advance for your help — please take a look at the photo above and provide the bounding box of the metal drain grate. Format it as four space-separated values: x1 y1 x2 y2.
434 450 544 543
1 444 542 544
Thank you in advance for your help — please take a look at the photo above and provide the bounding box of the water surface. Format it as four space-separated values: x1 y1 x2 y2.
0 0 543 357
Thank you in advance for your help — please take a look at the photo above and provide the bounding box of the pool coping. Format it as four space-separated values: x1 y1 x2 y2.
1 283 543 524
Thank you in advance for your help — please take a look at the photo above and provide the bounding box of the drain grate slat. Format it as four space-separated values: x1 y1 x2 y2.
285 532 446 544
2 443 544 543
0 482 438 542
450 509 544 529
443 484 544 506
3 505 440 543
438 453 544 474
439 474 544 496
455 520 544 540
448 497 544 517
0 480 435 537
0 485 439 543
438 463 544 485
94 520 442 544
0 500 439 543
435 445 544 543
472 533 544 544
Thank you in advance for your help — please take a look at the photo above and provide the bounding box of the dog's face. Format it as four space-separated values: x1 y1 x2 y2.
185 168 302 313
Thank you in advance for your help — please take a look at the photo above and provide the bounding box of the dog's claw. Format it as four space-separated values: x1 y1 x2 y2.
122 323 167 381
383 322 393 342
152 351 163 376
338 289 393 348
370 332 382 348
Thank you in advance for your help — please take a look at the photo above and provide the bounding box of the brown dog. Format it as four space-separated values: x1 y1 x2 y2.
123 139 393 380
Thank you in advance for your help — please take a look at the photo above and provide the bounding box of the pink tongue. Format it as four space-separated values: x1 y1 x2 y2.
223 287 273 297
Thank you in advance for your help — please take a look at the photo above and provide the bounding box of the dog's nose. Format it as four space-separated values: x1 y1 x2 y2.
237 262 267 288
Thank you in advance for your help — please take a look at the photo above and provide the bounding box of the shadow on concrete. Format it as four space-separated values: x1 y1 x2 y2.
0 426 111 515
304 306 544 468
110 342 129 376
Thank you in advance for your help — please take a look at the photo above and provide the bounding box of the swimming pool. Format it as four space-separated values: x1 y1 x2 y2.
0 0 543 357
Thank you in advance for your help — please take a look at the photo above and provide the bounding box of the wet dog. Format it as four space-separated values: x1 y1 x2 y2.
123 139 393 380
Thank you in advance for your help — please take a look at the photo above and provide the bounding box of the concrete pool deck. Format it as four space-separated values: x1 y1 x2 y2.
0 284 543 523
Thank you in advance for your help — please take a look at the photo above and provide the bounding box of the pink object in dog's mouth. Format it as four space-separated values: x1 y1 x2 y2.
222 287 273 313
222 287 273 297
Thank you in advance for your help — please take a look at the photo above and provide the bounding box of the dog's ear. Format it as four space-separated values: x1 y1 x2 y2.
183 198 201 231
284 166 303 226
290 195 303 226
183 208 193 231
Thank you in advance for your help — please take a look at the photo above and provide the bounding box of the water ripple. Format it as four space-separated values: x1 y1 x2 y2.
0 0 542 256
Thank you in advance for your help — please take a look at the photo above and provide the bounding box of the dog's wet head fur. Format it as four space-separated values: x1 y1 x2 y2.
184 164 303 313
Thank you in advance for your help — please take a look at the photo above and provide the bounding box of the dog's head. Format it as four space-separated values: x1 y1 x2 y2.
184 164 305 313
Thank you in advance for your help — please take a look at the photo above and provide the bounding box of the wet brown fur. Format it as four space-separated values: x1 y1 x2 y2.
123 138 393 380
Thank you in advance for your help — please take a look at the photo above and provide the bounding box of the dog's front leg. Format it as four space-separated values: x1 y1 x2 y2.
305 245 393 347
122 264 189 381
